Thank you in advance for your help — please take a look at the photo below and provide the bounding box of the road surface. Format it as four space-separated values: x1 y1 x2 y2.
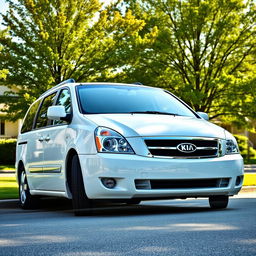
0 193 255 256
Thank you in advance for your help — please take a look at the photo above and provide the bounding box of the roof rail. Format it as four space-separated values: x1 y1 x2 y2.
40 78 76 97
57 78 75 87
133 82 143 85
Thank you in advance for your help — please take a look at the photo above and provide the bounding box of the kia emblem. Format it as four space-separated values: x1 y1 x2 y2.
177 143 197 153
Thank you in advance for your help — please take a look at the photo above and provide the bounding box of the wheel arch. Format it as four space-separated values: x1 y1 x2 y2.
17 160 25 184
65 148 78 197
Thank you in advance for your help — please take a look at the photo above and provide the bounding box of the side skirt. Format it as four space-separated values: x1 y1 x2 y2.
30 189 70 198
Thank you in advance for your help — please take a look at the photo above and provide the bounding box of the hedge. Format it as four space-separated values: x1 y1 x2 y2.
0 139 17 164
234 134 256 159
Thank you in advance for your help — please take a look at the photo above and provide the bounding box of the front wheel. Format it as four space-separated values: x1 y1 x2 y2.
209 195 229 209
71 155 93 216
19 170 39 209
126 199 141 205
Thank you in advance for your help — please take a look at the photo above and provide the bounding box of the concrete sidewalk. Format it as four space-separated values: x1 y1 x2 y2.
0 170 15 174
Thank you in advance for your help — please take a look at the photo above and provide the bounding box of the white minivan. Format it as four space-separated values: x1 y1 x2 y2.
16 79 244 215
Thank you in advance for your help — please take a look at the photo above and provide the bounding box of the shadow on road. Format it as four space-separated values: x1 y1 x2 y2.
0 198 235 217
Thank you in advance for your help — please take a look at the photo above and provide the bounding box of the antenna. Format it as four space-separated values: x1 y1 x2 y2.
133 82 143 85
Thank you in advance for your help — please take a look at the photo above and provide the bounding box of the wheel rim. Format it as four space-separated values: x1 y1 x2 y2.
20 171 27 204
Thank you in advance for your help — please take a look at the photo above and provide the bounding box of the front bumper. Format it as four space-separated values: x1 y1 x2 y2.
79 153 244 199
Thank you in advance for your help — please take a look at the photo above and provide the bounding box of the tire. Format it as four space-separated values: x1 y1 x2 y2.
209 195 229 209
19 169 40 209
71 155 93 216
126 199 141 205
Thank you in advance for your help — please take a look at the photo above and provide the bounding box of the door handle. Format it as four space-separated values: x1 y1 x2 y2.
38 137 44 142
45 136 50 142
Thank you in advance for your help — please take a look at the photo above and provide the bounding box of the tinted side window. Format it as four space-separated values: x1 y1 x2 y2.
21 100 41 134
35 93 57 129
54 89 72 125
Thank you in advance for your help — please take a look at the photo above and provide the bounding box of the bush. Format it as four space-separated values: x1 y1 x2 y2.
234 134 256 159
0 139 17 164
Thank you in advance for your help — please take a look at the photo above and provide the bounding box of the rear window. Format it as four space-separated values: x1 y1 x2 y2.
76 85 196 117
21 100 41 134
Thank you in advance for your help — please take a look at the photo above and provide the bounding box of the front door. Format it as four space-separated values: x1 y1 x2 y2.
40 88 72 191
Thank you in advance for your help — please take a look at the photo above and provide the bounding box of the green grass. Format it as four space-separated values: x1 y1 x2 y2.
0 176 18 199
0 165 15 171
0 173 255 200
243 173 256 186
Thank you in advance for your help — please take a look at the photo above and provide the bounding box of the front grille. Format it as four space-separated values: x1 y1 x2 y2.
135 178 230 190
144 138 219 158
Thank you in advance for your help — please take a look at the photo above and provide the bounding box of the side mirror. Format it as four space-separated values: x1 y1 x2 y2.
47 106 67 121
197 112 209 121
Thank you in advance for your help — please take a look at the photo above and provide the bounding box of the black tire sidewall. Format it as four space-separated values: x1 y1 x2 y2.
71 155 92 215
209 195 229 209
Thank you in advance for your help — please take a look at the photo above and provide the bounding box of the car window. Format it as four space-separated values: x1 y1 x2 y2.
77 85 196 117
54 88 72 125
21 100 41 133
35 92 57 129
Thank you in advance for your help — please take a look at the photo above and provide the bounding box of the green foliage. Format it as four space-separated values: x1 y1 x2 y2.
0 0 145 120
0 139 17 164
234 134 256 159
1 0 256 126
0 29 8 80
0 165 15 170
122 0 256 125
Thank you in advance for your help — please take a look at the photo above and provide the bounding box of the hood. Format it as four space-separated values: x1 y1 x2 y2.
84 114 226 139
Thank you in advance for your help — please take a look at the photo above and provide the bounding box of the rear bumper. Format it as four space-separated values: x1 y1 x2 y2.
79 153 244 199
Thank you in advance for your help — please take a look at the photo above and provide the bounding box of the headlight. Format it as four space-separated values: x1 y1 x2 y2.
95 127 134 154
225 139 239 154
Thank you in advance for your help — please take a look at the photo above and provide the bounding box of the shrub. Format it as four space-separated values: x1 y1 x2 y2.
234 134 256 159
0 139 17 164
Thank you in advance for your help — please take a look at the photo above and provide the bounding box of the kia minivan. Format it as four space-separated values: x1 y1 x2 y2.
16 79 244 215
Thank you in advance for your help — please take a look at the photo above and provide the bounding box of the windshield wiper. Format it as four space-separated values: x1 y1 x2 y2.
129 111 180 116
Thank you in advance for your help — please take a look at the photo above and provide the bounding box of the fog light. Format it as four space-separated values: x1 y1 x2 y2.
236 176 243 186
101 178 116 189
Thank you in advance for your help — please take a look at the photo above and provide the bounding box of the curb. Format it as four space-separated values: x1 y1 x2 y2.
241 186 256 193
0 170 15 174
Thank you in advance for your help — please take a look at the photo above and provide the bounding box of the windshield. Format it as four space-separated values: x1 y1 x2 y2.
76 84 196 117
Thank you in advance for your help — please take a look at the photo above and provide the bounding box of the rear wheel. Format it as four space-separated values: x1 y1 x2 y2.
209 195 229 209
19 169 40 209
71 155 93 216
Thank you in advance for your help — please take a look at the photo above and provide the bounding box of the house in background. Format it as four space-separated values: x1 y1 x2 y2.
0 85 22 138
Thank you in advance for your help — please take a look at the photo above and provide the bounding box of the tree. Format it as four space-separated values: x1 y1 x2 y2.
0 0 145 120
122 0 256 123
0 30 8 80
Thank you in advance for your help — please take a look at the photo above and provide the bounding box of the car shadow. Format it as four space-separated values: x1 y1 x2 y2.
0 198 235 217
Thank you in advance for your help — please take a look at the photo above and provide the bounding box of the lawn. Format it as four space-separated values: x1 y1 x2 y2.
0 176 18 200
243 173 256 186
0 165 15 171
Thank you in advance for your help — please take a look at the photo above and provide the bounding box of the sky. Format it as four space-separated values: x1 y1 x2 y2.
0 0 8 15
0 0 9 28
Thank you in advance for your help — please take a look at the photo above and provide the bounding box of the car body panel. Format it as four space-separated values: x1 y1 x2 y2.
85 114 225 139
15 82 244 202
79 153 243 199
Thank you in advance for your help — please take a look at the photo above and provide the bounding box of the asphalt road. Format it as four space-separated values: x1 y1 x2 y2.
0 194 255 256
